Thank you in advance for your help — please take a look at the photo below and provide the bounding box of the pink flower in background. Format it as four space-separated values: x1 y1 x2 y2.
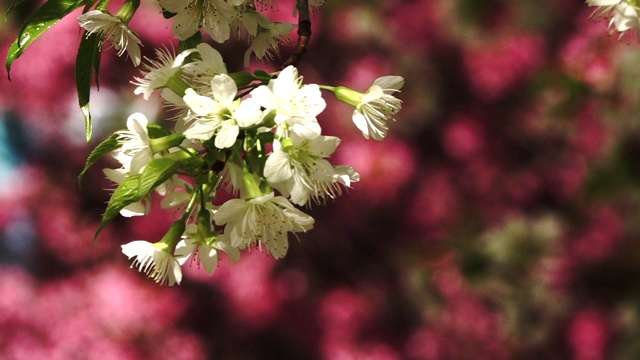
504 169 542 206
568 308 611 360
567 207 622 264
405 327 456 360
560 16 618 90
572 104 608 159
408 169 460 240
319 288 374 341
390 0 442 50
334 136 415 206
0 15 79 128
464 34 544 100
442 114 485 162
0 265 203 359
318 288 400 360
212 251 284 327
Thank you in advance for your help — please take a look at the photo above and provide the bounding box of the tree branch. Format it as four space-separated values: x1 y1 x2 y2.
283 0 311 68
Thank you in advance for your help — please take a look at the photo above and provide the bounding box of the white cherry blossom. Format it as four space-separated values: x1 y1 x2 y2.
132 47 196 100
264 133 359 206
182 74 263 148
243 22 295 66
587 0 640 37
334 76 404 141
174 223 239 274
213 192 314 258
250 65 325 138
114 112 153 174
78 10 142 66
121 240 182 286
182 43 228 91
160 0 237 42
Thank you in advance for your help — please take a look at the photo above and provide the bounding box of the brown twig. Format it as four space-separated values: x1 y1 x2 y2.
283 0 311 68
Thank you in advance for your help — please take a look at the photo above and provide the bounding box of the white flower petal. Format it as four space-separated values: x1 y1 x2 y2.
213 199 249 225
214 122 239 149
587 0 621 5
172 8 201 40
308 135 340 157
184 88 218 116
273 66 298 101
211 74 237 105
120 201 148 217
234 98 263 127
352 110 371 139
199 245 219 274
250 85 279 109
373 76 405 92
174 238 197 265
264 150 293 183
613 3 639 31
195 42 227 74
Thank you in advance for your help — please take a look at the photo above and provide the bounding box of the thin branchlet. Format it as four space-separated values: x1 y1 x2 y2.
283 0 311 68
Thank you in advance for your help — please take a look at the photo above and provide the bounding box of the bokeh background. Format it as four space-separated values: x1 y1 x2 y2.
1 0 639 358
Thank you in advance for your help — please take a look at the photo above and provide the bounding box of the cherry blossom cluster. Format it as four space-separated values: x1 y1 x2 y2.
100 45 403 285
77 0 302 67
7 0 405 286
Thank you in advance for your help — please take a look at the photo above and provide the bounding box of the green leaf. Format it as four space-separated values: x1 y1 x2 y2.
95 157 181 240
95 173 143 241
147 123 172 139
229 71 254 87
6 0 91 77
253 69 270 78
78 132 120 186
76 32 101 142
138 157 181 194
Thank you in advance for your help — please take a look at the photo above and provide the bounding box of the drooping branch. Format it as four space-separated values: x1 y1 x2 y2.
283 0 311 68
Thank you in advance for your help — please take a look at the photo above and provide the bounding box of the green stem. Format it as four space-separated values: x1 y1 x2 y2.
115 0 139 23
165 75 191 98
157 219 186 251
241 167 263 199
149 133 186 153
181 187 201 222
319 85 336 92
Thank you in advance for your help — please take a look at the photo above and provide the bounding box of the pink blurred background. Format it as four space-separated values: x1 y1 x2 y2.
1 0 640 359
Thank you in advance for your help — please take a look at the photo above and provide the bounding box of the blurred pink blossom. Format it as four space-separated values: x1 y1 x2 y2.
405 327 456 360
319 288 400 360
390 0 442 51
572 104 608 160
464 34 544 100
212 251 284 328
567 207 622 264
0 265 204 360
442 114 485 162
334 136 416 206
407 169 460 240
0 13 83 129
561 14 619 91
567 308 611 360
